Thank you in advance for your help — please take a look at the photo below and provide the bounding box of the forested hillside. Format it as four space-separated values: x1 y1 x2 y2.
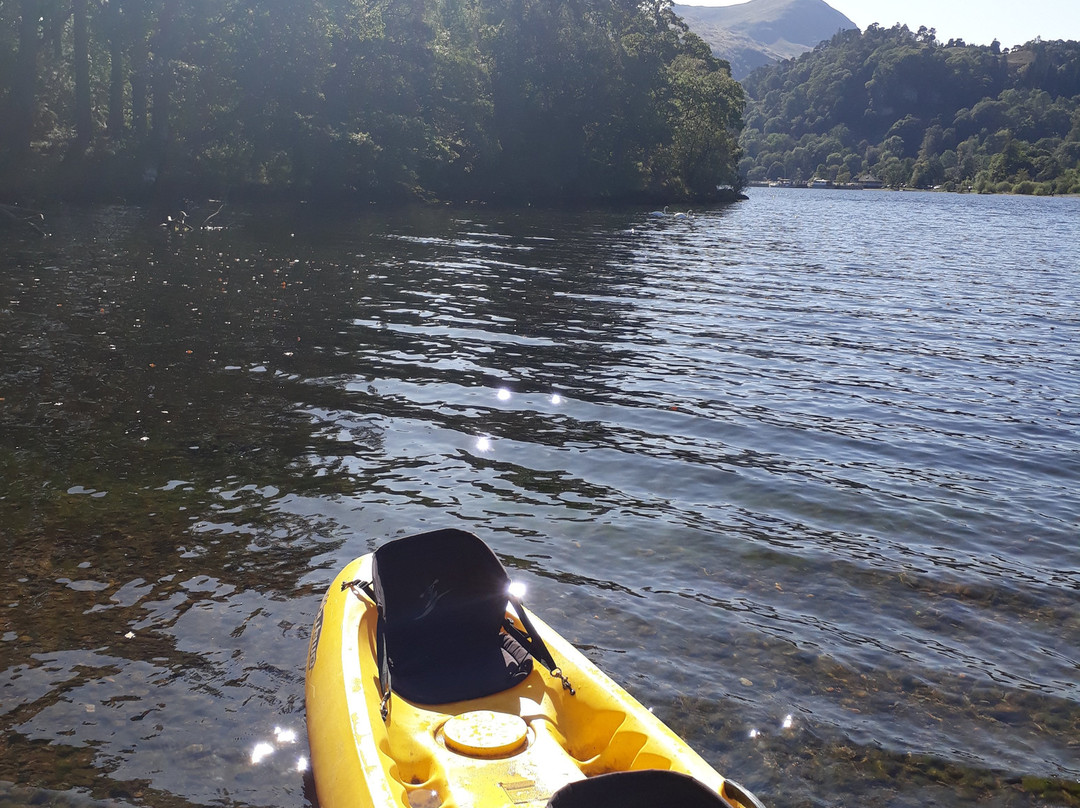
0 0 744 205
739 25 1080 194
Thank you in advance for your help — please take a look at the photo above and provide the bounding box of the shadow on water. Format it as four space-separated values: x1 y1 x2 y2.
0 202 654 808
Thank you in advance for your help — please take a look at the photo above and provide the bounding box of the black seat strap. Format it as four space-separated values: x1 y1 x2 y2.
341 577 375 601
375 610 392 719
341 578 392 718
506 595 575 695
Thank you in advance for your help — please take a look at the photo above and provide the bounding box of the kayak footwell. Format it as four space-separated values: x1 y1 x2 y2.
400 701 586 808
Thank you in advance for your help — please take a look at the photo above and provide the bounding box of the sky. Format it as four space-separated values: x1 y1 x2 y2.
682 0 1080 48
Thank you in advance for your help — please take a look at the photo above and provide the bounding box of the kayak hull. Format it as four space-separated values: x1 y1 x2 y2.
306 553 755 808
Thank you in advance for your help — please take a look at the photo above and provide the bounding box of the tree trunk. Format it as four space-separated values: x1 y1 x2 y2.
72 0 93 151
130 0 149 141
11 0 41 156
107 0 126 140
150 0 178 151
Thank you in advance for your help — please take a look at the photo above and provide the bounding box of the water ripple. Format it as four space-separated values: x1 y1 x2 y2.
2 194 1079 807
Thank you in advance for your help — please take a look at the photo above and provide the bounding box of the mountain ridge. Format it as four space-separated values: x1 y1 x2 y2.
674 0 859 78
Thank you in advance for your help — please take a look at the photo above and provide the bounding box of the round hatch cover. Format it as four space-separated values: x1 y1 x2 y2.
442 710 528 758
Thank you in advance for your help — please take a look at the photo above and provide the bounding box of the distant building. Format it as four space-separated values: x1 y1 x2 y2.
857 174 884 189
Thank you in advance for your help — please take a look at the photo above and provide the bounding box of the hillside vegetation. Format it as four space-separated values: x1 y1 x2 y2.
0 0 744 205
739 25 1080 194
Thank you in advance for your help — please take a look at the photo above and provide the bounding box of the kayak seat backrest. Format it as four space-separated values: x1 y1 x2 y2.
371 528 533 704
546 770 732 808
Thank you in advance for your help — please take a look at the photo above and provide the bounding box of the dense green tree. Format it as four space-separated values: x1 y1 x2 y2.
740 25 1080 193
0 0 745 203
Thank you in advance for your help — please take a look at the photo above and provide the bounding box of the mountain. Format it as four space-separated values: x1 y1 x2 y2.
674 0 859 79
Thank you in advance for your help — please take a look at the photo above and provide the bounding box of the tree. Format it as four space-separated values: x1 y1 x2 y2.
149 0 178 166
738 26 1080 192
10 0 41 158
102 0 129 141
1 0 747 202
71 0 93 152
910 156 944 187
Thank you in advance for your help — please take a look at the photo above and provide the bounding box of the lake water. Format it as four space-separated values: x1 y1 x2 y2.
1 188 1078 808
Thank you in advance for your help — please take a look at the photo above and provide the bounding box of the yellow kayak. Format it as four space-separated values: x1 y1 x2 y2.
305 529 765 808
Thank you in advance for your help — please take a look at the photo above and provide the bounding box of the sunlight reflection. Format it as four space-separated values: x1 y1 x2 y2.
497 388 512 401
407 788 441 808
550 393 562 405
250 726 302 768
475 436 493 453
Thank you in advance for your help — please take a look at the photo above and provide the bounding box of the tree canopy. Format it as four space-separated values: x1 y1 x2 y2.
0 0 745 205
738 25 1080 194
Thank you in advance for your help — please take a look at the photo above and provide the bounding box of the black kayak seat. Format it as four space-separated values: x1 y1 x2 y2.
546 770 743 808
371 528 533 705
